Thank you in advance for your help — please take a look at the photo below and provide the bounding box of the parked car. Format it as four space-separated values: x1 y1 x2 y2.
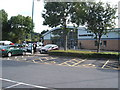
0 41 13 45
14 44 27 52
39 44 59 54
36 43 43 52
0 45 26 57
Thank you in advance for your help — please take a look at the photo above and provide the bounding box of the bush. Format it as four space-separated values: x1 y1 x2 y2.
48 50 119 59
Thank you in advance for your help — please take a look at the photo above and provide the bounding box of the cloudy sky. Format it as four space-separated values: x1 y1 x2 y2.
0 0 119 33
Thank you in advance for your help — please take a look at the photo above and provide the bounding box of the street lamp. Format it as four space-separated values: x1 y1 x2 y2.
31 0 40 54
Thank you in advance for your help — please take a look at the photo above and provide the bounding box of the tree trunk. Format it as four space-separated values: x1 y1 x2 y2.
63 17 67 51
97 36 101 52
64 34 68 50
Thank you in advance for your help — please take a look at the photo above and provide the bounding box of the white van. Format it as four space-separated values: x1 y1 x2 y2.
0 41 12 45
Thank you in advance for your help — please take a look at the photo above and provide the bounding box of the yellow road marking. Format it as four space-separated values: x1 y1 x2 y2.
59 59 85 66
50 61 56 64
71 60 85 66
50 56 58 59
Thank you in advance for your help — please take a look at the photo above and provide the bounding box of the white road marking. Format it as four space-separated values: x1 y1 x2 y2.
6 83 22 88
32 60 37 63
102 60 110 68
0 78 48 89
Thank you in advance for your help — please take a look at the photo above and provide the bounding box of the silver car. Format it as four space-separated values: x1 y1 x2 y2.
39 44 59 54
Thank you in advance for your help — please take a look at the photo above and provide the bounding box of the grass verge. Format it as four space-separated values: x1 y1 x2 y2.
48 50 119 59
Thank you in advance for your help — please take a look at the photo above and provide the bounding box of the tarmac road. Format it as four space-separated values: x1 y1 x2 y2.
1 57 119 89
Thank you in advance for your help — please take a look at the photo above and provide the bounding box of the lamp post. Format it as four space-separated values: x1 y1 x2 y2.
31 0 40 54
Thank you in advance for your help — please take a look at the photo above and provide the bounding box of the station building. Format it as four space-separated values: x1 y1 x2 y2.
42 26 120 51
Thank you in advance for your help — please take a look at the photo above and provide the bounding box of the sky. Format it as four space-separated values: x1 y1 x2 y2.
0 0 120 33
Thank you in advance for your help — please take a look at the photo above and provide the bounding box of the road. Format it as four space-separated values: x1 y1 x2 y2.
0 53 119 89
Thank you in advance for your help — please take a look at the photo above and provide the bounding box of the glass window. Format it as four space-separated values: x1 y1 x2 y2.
103 41 107 47
95 41 97 46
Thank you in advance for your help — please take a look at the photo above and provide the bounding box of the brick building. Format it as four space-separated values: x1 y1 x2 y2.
43 26 120 51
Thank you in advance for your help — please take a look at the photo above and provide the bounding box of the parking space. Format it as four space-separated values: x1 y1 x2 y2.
1 53 119 70
1 55 119 89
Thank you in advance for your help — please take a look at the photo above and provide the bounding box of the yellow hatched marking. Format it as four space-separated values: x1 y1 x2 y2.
50 61 56 64
71 60 85 66
59 59 85 66
81 64 95 68
50 57 58 59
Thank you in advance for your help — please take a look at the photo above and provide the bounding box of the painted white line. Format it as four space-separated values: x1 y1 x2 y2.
0 78 47 89
102 60 109 68
6 83 22 88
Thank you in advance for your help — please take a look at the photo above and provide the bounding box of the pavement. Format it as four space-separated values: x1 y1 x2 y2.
0 52 120 89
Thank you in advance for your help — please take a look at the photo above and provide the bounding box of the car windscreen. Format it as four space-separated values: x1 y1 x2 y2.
44 45 52 49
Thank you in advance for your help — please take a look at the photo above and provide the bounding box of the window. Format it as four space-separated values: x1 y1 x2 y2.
95 41 98 46
103 41 107 47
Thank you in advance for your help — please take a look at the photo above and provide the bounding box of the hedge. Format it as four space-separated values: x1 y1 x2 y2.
48 50 119 59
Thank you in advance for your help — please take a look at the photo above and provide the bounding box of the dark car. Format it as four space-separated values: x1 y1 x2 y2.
0 45 26 57
39 44 59 54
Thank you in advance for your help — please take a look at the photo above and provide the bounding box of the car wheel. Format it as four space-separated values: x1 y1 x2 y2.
8 52 12 57
22 51 26 55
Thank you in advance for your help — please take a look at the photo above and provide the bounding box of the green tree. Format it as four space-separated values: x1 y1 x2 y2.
42 2 72 50
32 32 41 42
70 2 88 26
8 15 34 43
71 2 117 52
0 9 9 40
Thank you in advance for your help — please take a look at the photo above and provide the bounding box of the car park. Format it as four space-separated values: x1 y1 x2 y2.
0 45 26 57
39 44 59 54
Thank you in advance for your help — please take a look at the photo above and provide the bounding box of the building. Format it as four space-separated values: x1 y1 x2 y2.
43 26 120 51
42 26 78 49
78 28 120 51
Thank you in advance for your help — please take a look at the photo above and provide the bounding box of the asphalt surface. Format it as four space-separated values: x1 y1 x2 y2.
2 52 119 70
0 53 120 89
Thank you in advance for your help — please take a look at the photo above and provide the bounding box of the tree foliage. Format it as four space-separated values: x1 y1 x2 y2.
8 15 34 43
71 2 117 52
42 2 73 50
0 9 9 40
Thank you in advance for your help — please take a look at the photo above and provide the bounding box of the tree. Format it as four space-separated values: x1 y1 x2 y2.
42 2 72 50
32 32 41 42
0 9 9 40
8 15 34 43
70 2 88 27
71 2 117 52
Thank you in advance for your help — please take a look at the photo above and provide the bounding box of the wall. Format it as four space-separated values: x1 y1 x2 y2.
78 39 120 51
